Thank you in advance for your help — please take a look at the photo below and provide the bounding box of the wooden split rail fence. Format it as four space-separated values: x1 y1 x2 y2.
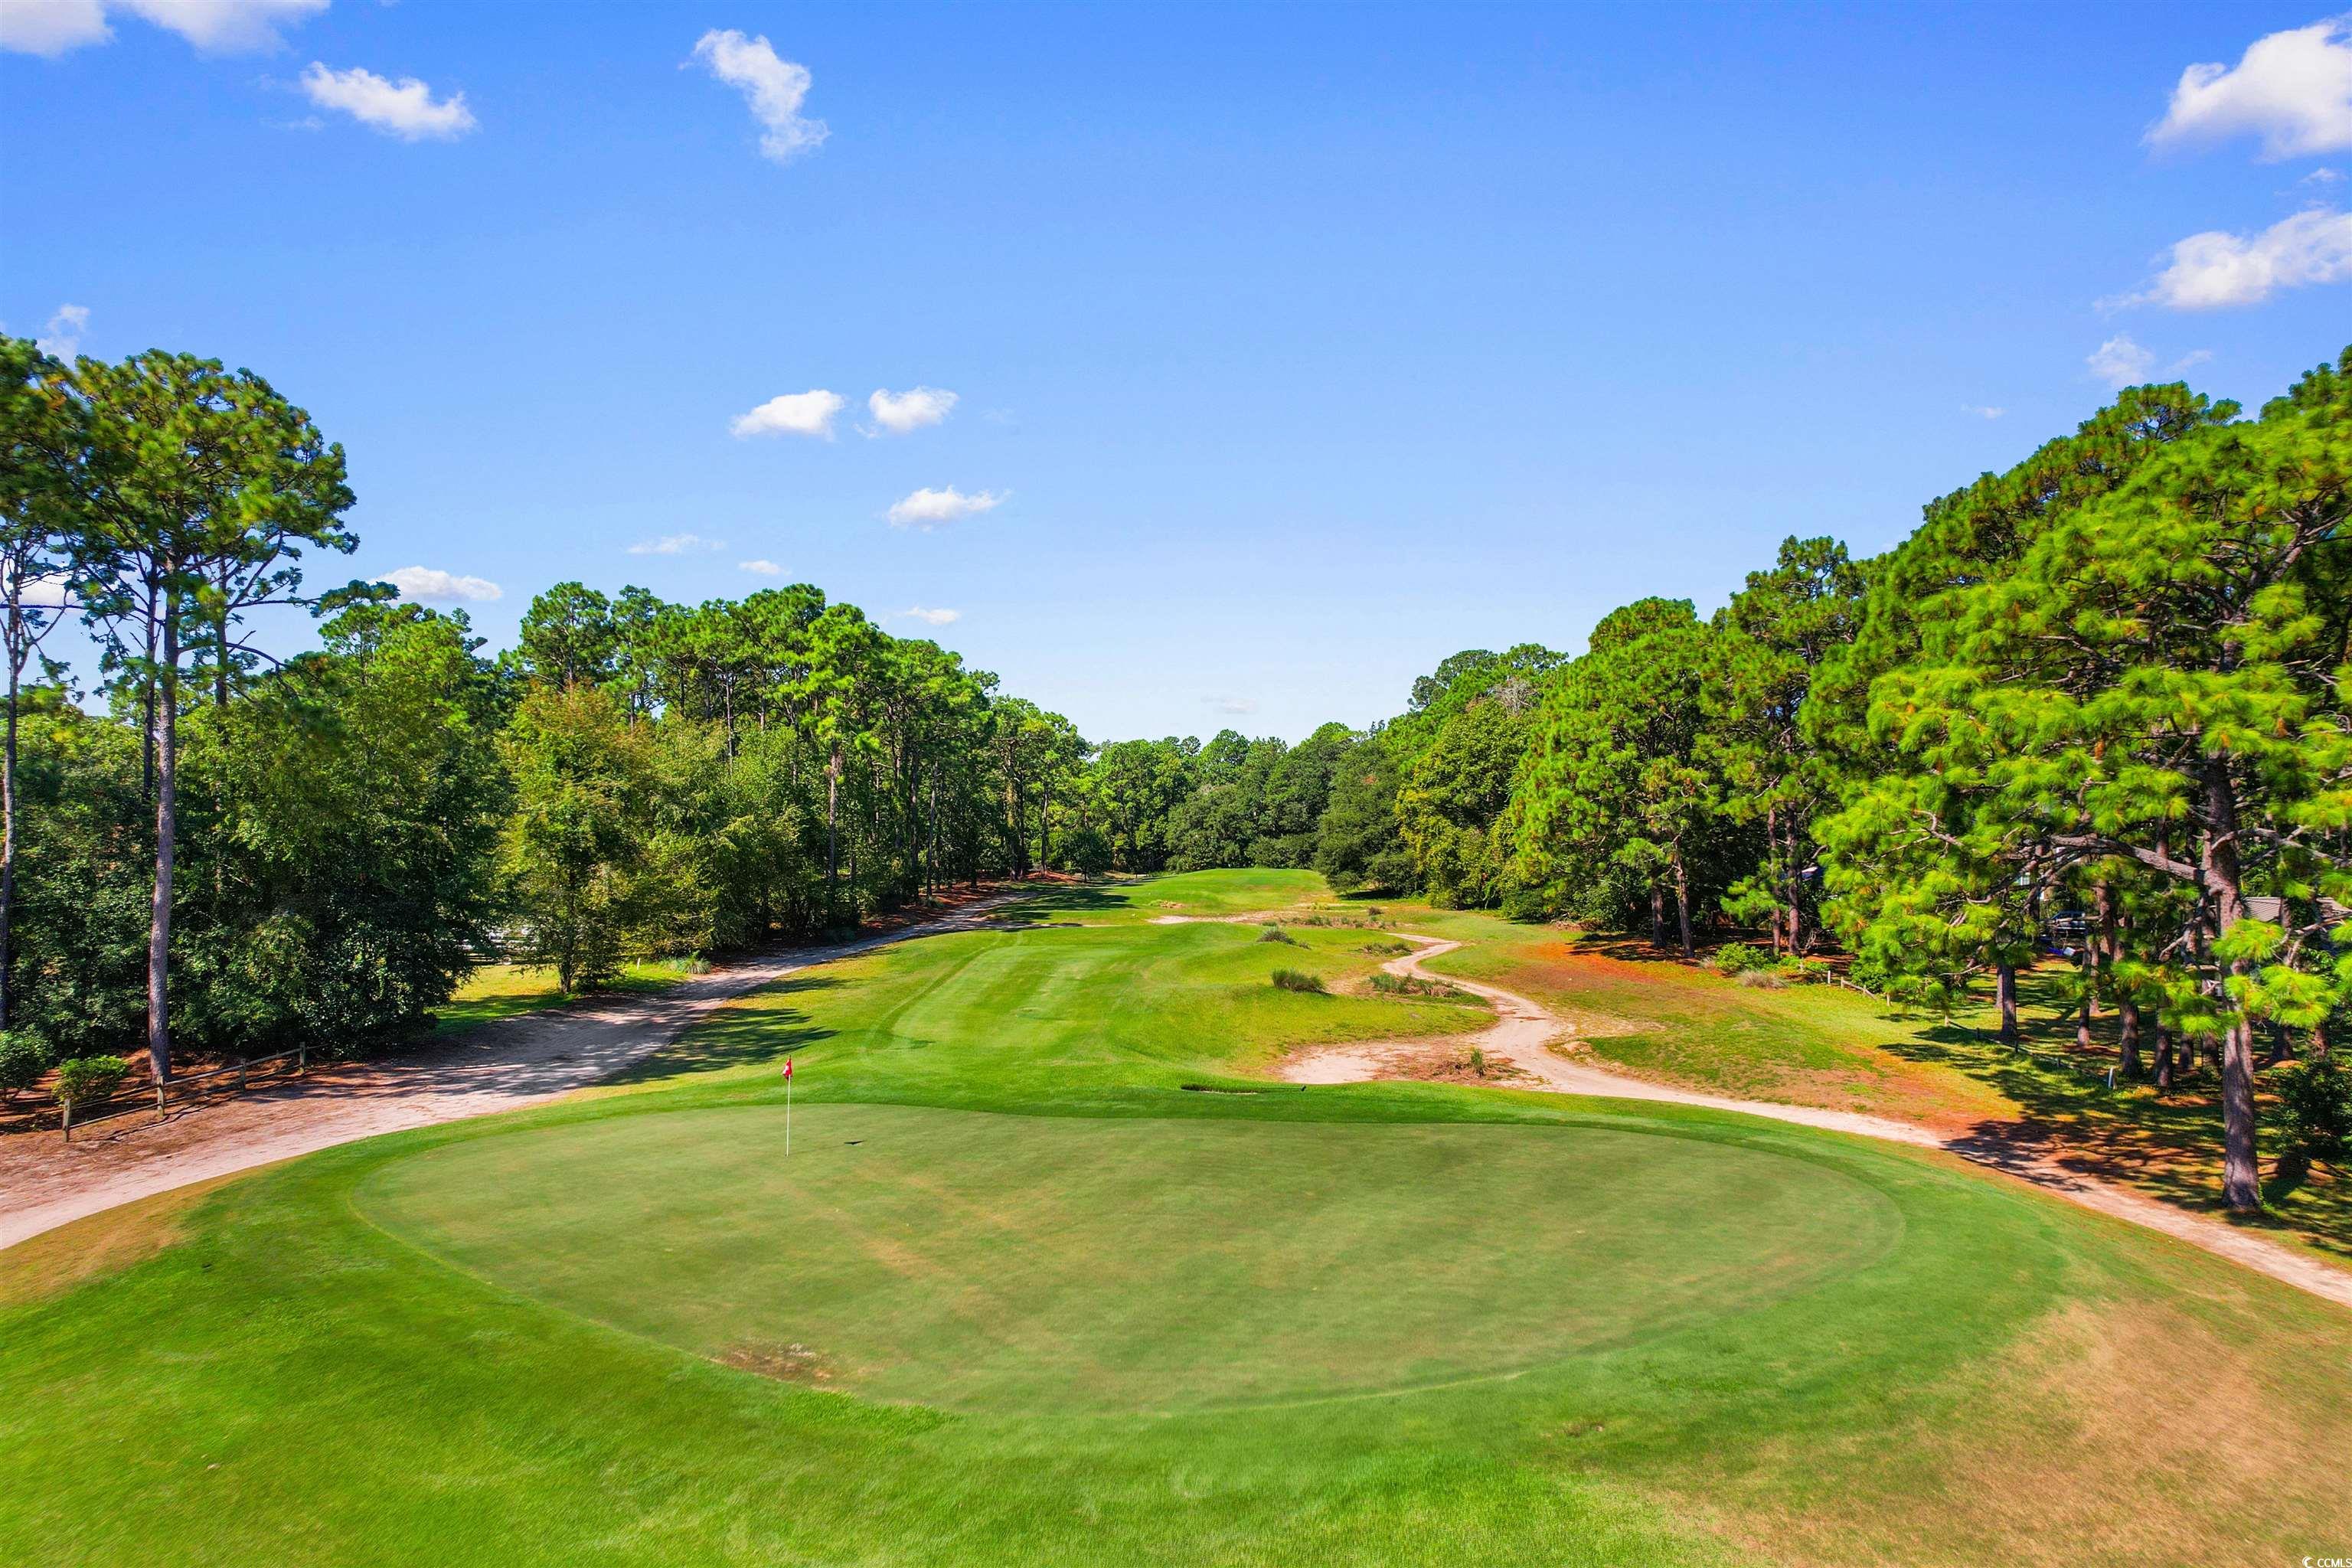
54 1045 312 1142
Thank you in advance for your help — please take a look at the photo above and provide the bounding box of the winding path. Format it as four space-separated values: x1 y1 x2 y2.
1280 932 2352 1312
0 893 1032 1251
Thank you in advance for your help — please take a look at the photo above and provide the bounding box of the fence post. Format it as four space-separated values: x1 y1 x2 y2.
157 1080 167 1122
298 1044 307 1076
61 1098 71 1144
237 1058 247 1093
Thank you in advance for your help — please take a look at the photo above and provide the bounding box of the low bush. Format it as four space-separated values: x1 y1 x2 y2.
1710 942 1770 975
1270 969 1325 995
1369 971 1472 1001
1500 887 1556 923
0 1032 46 1099
1258 926 1302 946
1734 968 1787 989
54 1054 130 1109
1363 939 1413 957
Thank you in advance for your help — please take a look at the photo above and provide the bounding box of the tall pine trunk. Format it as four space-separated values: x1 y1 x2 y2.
1 631 17 1028
2203 763 2261 1211
1671 855 1694 959
146 606 179 1084
1995 962 2019 1045
1039 778 1054 873
824 747 841 929
140 609 157 804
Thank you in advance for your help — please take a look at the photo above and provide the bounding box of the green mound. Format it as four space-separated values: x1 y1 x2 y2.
360 1103 1898 1413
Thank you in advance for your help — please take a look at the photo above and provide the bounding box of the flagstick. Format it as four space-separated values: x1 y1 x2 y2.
786 1067 792 1158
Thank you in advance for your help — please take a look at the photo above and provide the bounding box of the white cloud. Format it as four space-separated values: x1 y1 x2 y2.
2150 17 2352 159
1 0 109 55
628 533 724 556
4 567 76 609
301 62 476 141
129 0 325 51
691 28 827 164
730 388 844 439
384 566 501 604
739 559 783 575
866 386 958 436
1204 695 1259 716
2122 207 2352 309
2088 335 2155 387
2305 166 2347 184
887 485 1007 530
897 606 960 626
3 0 327 55
2086 335 2216 387
1962 403 2005 420
37 303 89 358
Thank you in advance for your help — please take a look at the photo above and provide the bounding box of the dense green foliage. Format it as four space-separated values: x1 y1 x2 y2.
1128 350 2351 1211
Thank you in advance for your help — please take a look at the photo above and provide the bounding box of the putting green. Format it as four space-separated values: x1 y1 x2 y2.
358 1102 1901 1413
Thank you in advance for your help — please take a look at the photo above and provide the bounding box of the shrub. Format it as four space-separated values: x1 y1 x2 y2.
1363 939 1413 956
1061 826 1114 877
54 1055 130 1109
1734 968 1787 988
1369 971 1471 1001
1258 926 1302 946
1710 942 1770 975
1500 887 1556 923
1271 969 1325 995
0 1033 46 1100
2275 1056 2350 1181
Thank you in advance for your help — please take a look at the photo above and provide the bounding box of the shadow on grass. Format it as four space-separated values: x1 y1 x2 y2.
608 975 840 1085
1877 985 2351 1260
994 884 1132 919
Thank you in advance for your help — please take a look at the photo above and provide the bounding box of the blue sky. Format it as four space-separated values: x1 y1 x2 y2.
5 3 2350 742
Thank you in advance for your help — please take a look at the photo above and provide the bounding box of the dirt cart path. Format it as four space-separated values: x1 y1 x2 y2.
1277 932 2352 1313
0 894 1030 1250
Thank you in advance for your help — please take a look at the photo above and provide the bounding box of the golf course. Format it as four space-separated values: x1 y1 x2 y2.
5 871 2347 1566
7 11 2352 1563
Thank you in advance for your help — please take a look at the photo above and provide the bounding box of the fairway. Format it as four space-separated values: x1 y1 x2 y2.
359 1103 1898 1412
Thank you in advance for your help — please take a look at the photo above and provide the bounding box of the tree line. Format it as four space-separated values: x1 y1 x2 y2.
0 338 1094 1093
1149 349 2350 1211
5 333 2347 1207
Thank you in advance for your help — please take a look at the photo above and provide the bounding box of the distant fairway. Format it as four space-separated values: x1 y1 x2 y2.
359 1103 1899 1412
6 872 2350 1566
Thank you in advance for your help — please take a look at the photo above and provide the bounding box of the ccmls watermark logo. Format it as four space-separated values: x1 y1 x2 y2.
2305 1557 2352 1566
